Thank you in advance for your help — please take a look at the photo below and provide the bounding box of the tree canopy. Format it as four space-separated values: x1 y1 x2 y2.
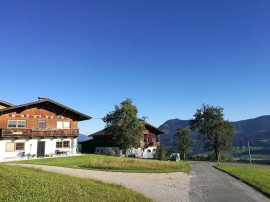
189 104 234 161
102 98 145 157
175 127 194 160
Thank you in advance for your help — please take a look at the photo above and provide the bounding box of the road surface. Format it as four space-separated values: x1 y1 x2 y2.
189 162 270 202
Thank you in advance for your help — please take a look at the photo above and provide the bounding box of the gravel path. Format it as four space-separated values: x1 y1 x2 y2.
14 164 190 202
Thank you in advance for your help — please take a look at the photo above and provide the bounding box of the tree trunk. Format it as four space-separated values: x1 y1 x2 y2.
125 148 128 157
183 152 186 160
214 147 219 161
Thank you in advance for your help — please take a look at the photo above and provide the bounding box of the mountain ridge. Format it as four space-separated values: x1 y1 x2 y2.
159 115 270 157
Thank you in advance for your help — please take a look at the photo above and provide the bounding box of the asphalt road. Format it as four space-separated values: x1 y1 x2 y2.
189 162 270 202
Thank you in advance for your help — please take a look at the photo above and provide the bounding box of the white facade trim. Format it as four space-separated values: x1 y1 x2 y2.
0 137 77 162
94 146 158 158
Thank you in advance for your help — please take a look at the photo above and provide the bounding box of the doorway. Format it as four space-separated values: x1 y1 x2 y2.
37 141 45 157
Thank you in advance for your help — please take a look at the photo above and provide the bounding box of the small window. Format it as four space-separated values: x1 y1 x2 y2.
8 120 17 128
6 142 25 152
63 122 70 129
6 143 15 152
17 120 26 128
16 143 25 150
57 121 70 129
56 142 63 148
38 121 46 129
63 141 70 148
101 150 103 154
56 141 70 148
57 121 63 129
8 120 26 128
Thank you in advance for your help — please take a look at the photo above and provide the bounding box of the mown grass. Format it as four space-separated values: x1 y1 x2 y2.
12 154 190 173
0 164 151 202
215 165 270 197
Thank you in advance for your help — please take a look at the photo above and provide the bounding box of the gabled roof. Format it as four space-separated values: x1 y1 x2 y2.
89 122 165 137
145 123 165 135
0 98 91 121
0 100 14 108
90 129 106 137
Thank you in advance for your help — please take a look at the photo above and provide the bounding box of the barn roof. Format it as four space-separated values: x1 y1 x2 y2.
0 100 14 108
0 98 91 121
89 122 165 137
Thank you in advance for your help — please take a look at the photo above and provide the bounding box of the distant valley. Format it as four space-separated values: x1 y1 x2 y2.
159 115 270 158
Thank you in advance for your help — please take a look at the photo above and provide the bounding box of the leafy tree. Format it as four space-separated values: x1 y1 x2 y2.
175 128 194 160
154 145 169 160
189 104 234 161
102 98 145 157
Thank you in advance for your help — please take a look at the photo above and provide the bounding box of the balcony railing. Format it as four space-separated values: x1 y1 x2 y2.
0 128 79 138
140 142 160 148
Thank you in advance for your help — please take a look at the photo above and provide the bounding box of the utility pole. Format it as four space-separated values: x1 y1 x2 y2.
248 141 252 164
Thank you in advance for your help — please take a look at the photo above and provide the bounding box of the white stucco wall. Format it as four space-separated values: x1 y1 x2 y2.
129 147 157 158
95 147 121 156
94 146 157 158
0 137 77 162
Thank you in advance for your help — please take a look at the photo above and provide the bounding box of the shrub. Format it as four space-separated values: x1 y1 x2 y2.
106 148 116 156
154 146 169 160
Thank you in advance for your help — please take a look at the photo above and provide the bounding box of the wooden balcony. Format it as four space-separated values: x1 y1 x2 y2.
140 142 160 148
0 128 79 138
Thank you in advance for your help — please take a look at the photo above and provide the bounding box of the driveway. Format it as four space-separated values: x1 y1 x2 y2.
189 162 270 202
13 164 190 202
11 162 270 202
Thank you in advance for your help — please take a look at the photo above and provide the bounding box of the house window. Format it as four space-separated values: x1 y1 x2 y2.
6 142 25 152
38 121 46 129
63 141 70 148
8 120 16 128
56 142 63 148
8 120 26 128
63 122 70 129
6 143 14 152
16 143 25 150
57 121 70 129
17 120 26 128
56 141 70 148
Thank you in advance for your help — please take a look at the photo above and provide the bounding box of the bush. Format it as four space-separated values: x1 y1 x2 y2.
106 148 116 156
226 157 237 163
154 146 169 160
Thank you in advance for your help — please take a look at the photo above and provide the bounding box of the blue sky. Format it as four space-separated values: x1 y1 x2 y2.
1 1 270 135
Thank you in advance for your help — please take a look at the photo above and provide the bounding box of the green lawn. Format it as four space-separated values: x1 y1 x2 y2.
215 165 270 197
0 164 151 202
11 154 190 173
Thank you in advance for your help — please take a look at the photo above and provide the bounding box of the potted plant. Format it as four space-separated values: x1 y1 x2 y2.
26 153 31 159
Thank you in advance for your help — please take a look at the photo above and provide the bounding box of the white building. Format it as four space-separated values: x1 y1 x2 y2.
0 98 91 162
82 123 165 158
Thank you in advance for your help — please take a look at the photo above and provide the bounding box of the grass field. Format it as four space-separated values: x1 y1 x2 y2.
0 164 151 202
11 154 190 173
215 165 270 197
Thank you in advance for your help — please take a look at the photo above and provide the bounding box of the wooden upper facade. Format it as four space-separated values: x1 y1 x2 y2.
88 123 165 148
0 98 91 138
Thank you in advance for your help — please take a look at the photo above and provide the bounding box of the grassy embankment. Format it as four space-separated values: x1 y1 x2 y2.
12 154 190 173
0 164 151 202
215 165 270 197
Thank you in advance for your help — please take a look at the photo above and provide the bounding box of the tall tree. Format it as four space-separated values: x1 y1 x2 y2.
175 128 194 160
102 98 145 157
189 104 234 161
